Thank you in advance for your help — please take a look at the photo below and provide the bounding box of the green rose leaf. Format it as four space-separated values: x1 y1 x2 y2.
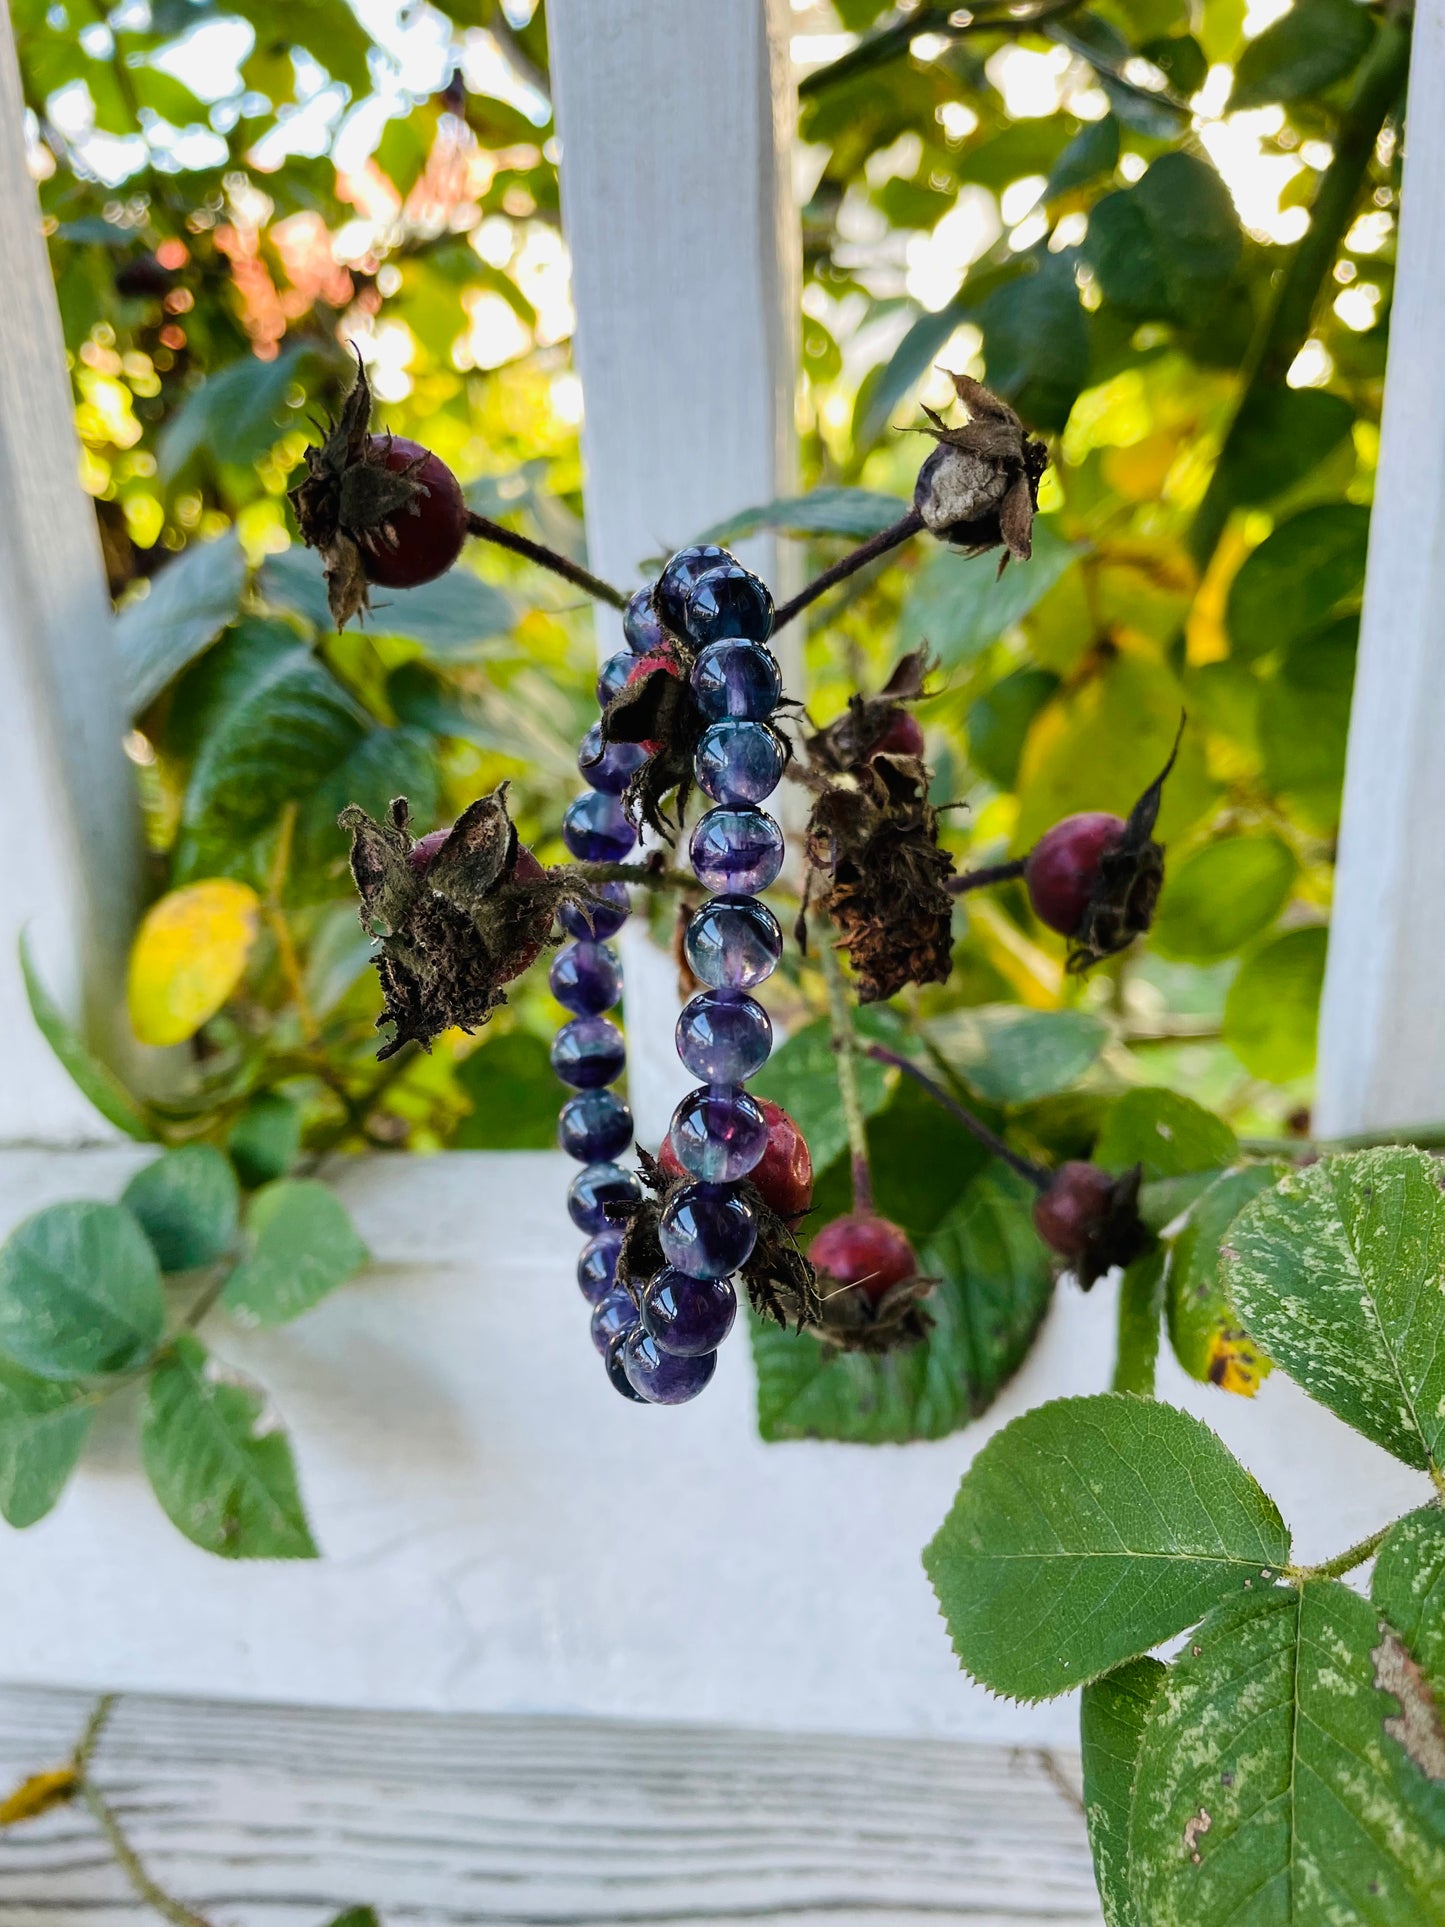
923 1395 1290 1701
453 1030 564 1149
899 517 1076 667
1095 1088 1239 1182
0 1201 164 1380
1230 0 1376 110
1080 1656 1167 1927
115 530 249 716
976 251 1089 434
227 1093 303 1189
222 1180 368 1329
1223 925 1328 1083
1217 385 1355 506
122 1145 240 1273
1113 1247 1166 1397
1151 833 1297 964
694 487 910 546
1129 1583 1445 1925
751 1014 895 1178
141 1334 317 1559
1082 152 1241 324
0 1361 93 1528
1373 1507 1445 1699
1166 1163 1283 1395
1223 1147 1445 1472
1227 502 1370 662
927 1003 1109 1105
19 934 155 1143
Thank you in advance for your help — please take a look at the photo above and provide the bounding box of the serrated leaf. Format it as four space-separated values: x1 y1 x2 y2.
294 725 439 886
0 1361 92 1528
977 251 1089 434
226 1094 303 1189
115 532 249 716
1258 617 1356 830
1223 925 1327 1083
1113 1247 1166 1397
0 1202 164 1380
927 1003 1109 1105
1082 152 1241 323
1229 0 1375 109
364 567 514 657
453 1031 562 1149
122 1146 240 1273
750 1015 895 1178
1227 502 1370 662
1166 1164 1282 1394
1373 1509 1445 1697
693 487 911 548
1129 1582 1445 1926
1217 385 1355 506
141 1333 317 1559
19 934 155 1142
1152 833 1297 964
923 1395 1290 1701
899 518 1076 667
1046 113 1120 199
156 347 317 484
965 666 1060 790
222 1180 367 1328
1223 1147 1445 1473
1096 1089 1239 1182
126 880 261 1046
1081 1656 1167 1927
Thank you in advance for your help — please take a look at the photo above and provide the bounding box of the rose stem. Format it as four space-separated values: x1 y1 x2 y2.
71 1696 218 1927
947 856 1028 896
865 1043 1049 1189
465 510 629 610
771 508 925 632
819 933 875 1212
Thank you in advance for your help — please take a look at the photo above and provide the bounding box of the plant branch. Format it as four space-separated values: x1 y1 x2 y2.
772 509 924 632
820 935 875 1211
865 1043 1050 1189
1286 1521 1395 1585
1186 14 1413 572
573 859 698 892
948 856 1028 896
798 0 1085 98
465 511 627 609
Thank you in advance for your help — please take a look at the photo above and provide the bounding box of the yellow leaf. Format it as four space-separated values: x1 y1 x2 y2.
1102 432 1179 502
0 1767 77 1826
127 881 261 1047
1207 1329 1273 1399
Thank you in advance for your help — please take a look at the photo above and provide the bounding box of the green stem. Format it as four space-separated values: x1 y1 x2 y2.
864 1042 1049 1188
70 1696 218 1927
1240 1120 1445 1158
1287 1521 1394 1585
1186 14 1413 573
819 936 875 1212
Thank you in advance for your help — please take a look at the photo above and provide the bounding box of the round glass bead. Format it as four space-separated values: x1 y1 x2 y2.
567 1161 642 1235
559 1089 633 1163
684 896 783 990
605 1332 648 1401
550 939 623 1015
691 639 782 722
551 1016 626 1089
658 1182 758 1278
622 585 666 655
695 719 786 806
577 1230 624 1305
675 989 773 1083
656 543 728 631
689 807 784 895
642 1268 737 1356
562 792 636 863
683 564 774 647
596 649 633 706
669 1086 768 1182
559 880 629 941
621 1328 717 1405
578 723 646 796
590 1284 639 1357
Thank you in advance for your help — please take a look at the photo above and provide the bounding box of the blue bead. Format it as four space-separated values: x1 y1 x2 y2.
658 1182 758 1277
578 723 646 796
596 650 633 706
622 586 667 654
621 1327 717 1404
689 807 784 894
675 989 773 1083
683 564 774 647
577 1231 624 1304
691 640 782 722
695 719 786 806
550 939 623 1015
605 1332 649 1401
560 880 629 940
591 1284 639 1356
669 1086 768 1182
684 896 783 990
562 792 636 863
551 1016 626 1089
642 1267 737 1356
559 1089 633 1163
656 544 729 631
568 1161 642 1235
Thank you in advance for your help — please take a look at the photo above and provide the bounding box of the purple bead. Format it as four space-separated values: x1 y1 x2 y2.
683 564 774 647
562 792 636 863
591 1284 639 1356
656 544 729 631
622 586 667 654
689 807 784 895
550 939 623 1015
568 1161 642 1235
577 1231 624 1304
695 719 786 805
560 880 629 940
684 896 783 990
675 990 773 1083
622 1327 717 1404
605 1331 649 1401
642 1267 737 1356
551 1016 626 1088
596 650 633 706
690 639 782 722
669 1086 768 1182
578 723 646 796
658 1182 758 1278
559 1089 633 1163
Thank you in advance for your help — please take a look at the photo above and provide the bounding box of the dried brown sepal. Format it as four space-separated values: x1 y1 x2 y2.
1073 1165 1153 1292
737 1183 821 1332
598 652 705 841
804 649 936 774
912 371 1048 570
809 1266 938 1354
1067 716 1183 973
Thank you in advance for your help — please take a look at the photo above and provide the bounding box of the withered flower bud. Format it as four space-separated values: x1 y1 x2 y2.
1032 1161 1153 1291
599 645 707 842
913 372 1048 569
804 649 933 773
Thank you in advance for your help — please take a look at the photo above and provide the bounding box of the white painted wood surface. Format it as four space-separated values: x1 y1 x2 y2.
548 0 801 1145
0 7 140 1146
0 1685 1102 1925
1315 0 1445 1134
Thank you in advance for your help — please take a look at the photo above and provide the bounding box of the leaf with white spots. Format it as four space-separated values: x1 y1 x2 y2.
1081 1656 1166 1927
923 1395 1290 1701
1222 1148 1445 1473
0 1202 164 1380
1374 1508 1445 1703
1129 1581 1445 1926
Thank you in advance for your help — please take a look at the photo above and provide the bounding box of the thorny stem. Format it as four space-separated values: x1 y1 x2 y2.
948 856 1028 897
819 935 875 1212
865 1043 1050 1190
1286 1522 1394 1587
464 510 628 609
772 509 925 632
